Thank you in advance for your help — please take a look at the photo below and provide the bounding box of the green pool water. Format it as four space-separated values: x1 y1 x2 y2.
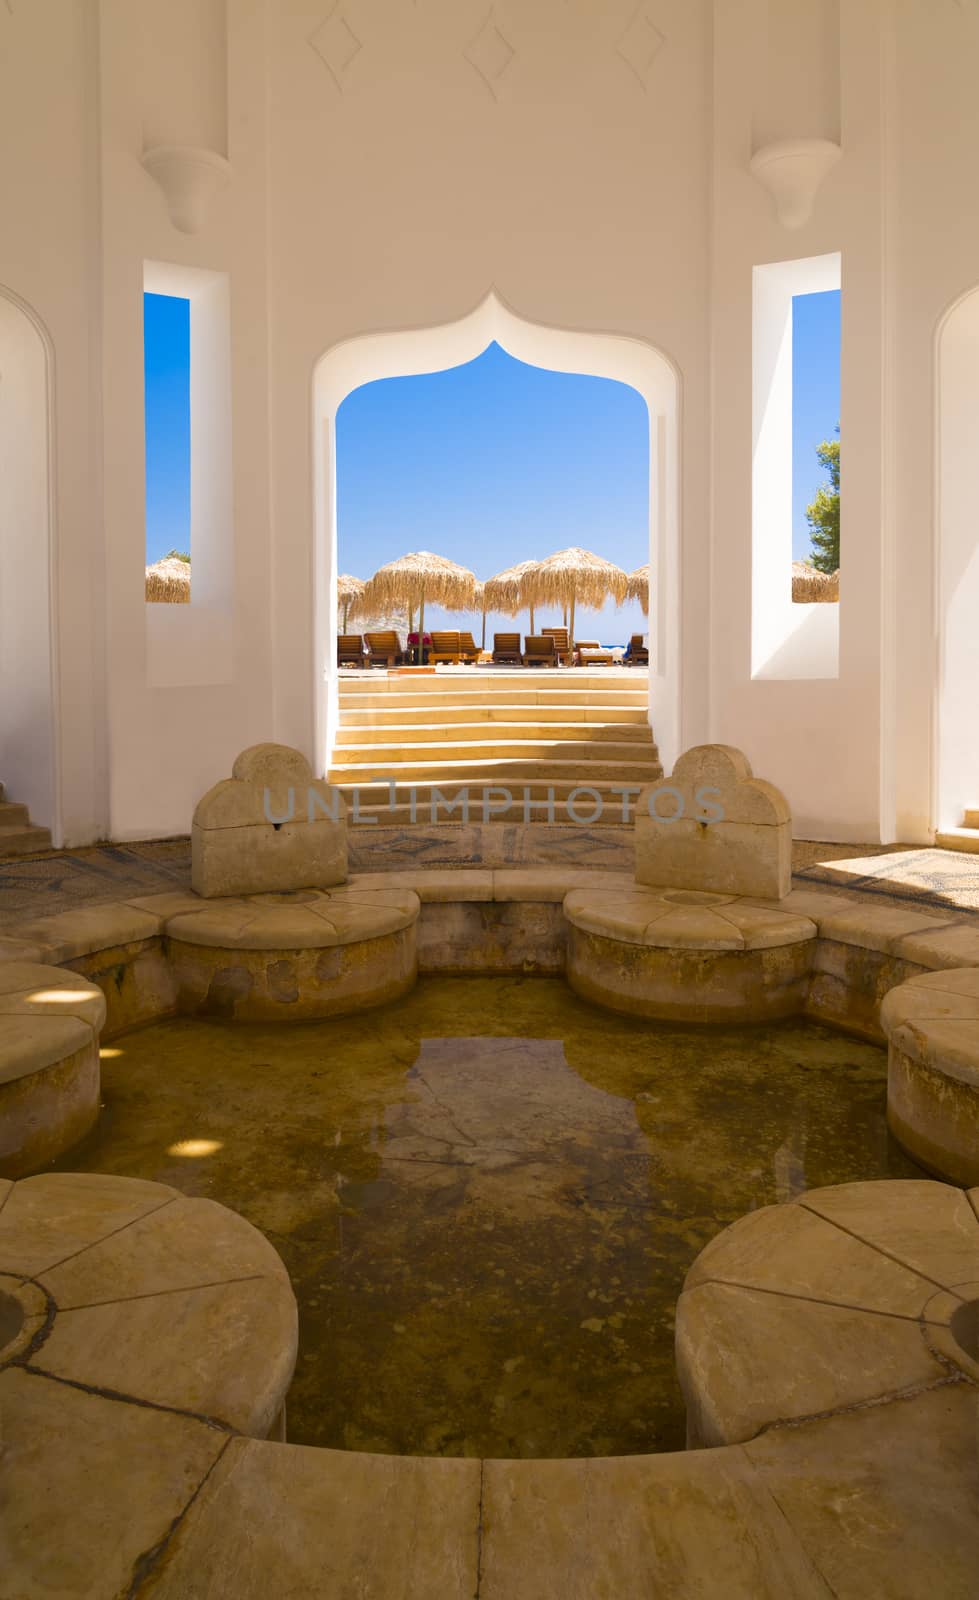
56 976 922 1458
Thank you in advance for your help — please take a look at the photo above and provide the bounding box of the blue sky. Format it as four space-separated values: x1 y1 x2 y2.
144 293 190 562
144 292 841 630
792 289 841 560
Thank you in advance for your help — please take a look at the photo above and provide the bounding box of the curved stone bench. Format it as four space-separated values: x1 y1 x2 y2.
564 886 816 1022
675 1177 979 1448
0 964 106 1178
2 1173 978 1595
0 1171 297 1438
880 967 979 1185
164 885 420 1021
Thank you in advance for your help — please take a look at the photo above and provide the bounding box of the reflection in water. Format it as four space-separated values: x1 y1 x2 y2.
57 977 921 1458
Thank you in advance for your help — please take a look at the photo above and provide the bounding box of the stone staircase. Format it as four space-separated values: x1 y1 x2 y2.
936 807 979 855
0 782 52 857
328 669 662 825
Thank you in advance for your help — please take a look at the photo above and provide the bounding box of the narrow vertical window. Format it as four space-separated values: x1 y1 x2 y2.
144 291 191 600
792 287 840 599
752 252 840 680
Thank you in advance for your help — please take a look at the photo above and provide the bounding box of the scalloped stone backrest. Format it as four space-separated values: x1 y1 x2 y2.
636 743 792 899
192 743 347 898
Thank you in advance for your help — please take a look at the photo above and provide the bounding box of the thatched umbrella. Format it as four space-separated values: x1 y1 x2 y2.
145 556 190 603
626 563 650 613
484 559 539 636
792 562 839 602
521 547 629 643
359 551 477 661
337 574 366 632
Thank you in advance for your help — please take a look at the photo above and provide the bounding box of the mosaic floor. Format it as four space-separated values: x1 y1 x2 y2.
2 835 975 923
796 847 979 916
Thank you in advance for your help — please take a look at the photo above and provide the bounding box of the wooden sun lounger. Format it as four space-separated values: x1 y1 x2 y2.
574 638 614 665
429 631 462 664
541 626 574 666
523 634 558 667
364 630 403 667
337 633 366 667
492 632 523 665
627 633 649 666
458 631 480 663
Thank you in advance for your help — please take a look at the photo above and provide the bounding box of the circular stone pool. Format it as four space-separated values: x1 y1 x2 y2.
55 976 922 1458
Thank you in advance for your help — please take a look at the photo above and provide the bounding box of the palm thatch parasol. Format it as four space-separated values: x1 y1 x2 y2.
145 556 190 603
484 559 540 635
337 574 366 632
359 551 477 661
626 563 650 613
520 547 629 642
792 562 839 602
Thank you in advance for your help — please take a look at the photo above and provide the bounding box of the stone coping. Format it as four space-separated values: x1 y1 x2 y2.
164 885 419 950
3 1175 978 1596
0 964 105 1083
880 968 979 1185
0 869 972 964
676 1178 979 1448
880 967 979 1084
0 1172 297 1438
564 885 815 950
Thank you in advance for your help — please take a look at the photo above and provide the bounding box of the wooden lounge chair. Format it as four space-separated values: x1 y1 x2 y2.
429 631 461 664
574 638 614 666
492 632 523 665
626 633 649 666
458 631 480 663
541 626 574 666
364 630 403 667
337 633 366 667
523 634 558 667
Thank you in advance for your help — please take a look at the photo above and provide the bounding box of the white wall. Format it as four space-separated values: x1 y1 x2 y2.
711 0 888 841
889 2 979 842
97 0 274 839
937 289 979 831
267 0 712 771
2 0 978 845
0 294 57 837
0 0 103 845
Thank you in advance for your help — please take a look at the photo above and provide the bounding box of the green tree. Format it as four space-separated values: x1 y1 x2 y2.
805 428 840 574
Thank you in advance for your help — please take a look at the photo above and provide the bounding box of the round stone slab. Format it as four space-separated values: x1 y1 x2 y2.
881 967 979 1184
676 1178 979 1447
0 1172 297 1438
0 964 107 1178
563 887 816 1023
165 886 420 1021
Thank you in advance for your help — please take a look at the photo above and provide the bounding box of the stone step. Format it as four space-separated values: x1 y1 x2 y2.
0 801 30 828
334 723 656 751
336 703 650 728
936 827 979 855
328 755 662 786
337 688 648 711
0 822 52 858
333 774 656 802
338 675 646 697
345 798 641 825
329 739 659 771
